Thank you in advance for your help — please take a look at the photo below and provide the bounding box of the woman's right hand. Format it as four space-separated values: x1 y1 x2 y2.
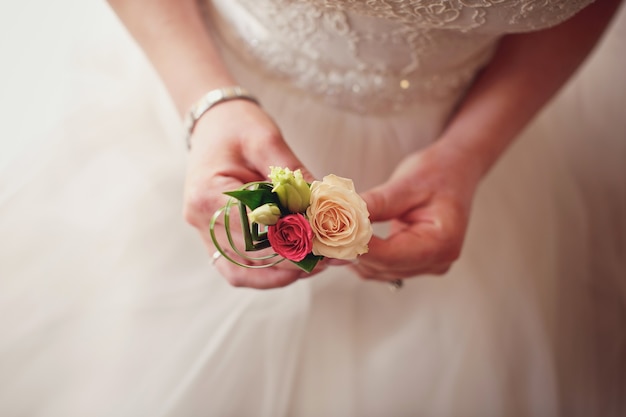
183 100 322 289
106 0 331 288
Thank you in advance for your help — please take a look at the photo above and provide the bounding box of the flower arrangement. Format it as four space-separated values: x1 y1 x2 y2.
210 167 373 272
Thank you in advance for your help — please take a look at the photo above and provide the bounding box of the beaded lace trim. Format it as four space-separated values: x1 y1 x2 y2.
211 0 593 112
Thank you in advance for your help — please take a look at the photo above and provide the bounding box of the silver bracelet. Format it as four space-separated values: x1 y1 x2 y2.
183 86 259 150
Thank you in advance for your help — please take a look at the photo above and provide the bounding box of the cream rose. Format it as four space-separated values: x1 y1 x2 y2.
306 174 372 259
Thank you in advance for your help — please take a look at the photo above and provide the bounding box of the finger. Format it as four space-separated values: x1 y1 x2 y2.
325 258 354 267
358 223 461 279
363 233 430 265
351 258 452 281
360 180 427 223
184 178 242 226
353 244 453 280
213 257 302 289
350 261 411 281
240 130 316 183
367 201 464 262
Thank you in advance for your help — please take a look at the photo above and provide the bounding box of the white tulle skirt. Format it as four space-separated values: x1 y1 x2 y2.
0 3 624 417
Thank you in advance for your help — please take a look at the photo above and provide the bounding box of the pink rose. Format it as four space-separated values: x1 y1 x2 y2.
268 214 314 262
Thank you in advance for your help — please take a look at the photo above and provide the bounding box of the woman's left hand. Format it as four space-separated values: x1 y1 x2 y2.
353 143 483 281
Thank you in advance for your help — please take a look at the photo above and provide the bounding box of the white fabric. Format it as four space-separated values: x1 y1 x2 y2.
210 0 594 113
0 1 625 416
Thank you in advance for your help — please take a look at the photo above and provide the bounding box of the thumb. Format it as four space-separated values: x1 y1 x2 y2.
243 130 315 183
252 135 316 183
273 149 315 183
361 181 412 223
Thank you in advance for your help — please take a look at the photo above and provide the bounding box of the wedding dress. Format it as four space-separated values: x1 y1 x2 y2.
1 1 624 416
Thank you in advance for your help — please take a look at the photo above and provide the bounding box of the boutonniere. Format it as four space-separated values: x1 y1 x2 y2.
210 167 373 272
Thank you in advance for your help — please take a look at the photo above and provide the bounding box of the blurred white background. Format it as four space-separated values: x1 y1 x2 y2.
0 1 145 173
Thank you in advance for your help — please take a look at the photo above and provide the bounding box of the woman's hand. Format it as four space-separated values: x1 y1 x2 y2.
183 100 322 289
351 0 622 283
353 143 482 281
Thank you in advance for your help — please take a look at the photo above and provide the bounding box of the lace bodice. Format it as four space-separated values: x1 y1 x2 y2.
208 0 593 113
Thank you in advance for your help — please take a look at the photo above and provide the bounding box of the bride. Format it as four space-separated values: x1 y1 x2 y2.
1 0 624 416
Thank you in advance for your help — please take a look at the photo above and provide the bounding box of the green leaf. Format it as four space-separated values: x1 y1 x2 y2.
293 253 323 273
224 188 279 211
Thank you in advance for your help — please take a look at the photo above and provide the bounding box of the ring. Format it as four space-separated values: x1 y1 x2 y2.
211 251 222 265
388 279 403 292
